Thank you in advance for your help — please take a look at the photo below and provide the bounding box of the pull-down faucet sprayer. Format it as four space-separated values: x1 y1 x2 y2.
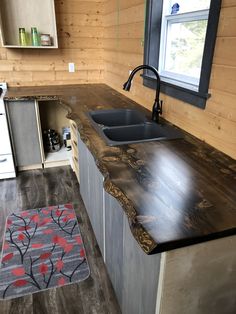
123 65 162 123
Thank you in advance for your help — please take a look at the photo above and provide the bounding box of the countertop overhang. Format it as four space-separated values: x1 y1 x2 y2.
5 84 236 254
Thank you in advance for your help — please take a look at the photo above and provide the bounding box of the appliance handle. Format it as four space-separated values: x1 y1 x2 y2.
0 158 7 163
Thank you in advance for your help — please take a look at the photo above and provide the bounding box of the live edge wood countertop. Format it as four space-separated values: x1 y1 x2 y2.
6 84 236 254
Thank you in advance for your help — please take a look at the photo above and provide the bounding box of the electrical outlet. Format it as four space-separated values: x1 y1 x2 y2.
68 63 75 73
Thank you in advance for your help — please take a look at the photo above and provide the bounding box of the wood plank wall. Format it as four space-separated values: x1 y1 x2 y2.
0 0 235 159
103 0 236 159
0 0 105 86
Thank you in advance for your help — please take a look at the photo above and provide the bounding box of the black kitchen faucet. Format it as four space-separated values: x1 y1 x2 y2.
123 65 162 123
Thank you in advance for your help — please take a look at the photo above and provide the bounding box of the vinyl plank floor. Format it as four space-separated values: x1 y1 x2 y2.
0 166 121 314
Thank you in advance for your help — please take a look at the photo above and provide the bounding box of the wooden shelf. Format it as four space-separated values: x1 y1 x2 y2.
44 146 71 168
37 99 71 168
3 45 58 49
0 0 58 48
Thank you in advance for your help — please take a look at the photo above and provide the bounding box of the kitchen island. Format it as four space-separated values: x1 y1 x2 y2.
5 84 236 314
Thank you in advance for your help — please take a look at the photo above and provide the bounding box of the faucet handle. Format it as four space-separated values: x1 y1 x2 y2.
159 100 163 115
152 99 163 122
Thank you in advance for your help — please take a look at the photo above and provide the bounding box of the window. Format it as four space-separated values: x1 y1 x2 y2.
143 0 222 108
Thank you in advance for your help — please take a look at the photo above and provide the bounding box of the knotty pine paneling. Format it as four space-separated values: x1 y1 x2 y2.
217 6 236 37
0 0 235 159
103 0 236 159
222 0 236 7
0 0 105 86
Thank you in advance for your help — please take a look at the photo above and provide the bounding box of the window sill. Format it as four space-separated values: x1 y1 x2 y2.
142 74 210 109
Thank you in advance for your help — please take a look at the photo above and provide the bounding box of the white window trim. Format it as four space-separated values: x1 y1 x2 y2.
159 7 210 92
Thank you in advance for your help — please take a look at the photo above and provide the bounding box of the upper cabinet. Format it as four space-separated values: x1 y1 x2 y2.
0 0 58 49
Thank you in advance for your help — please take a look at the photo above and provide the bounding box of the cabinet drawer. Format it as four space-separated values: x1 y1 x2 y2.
73 155 78 164
73 155 79 171
0 154 14 173
70 121 77 132
72 140 78 157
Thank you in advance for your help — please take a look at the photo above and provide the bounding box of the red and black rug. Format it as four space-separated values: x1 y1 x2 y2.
0 204 90 300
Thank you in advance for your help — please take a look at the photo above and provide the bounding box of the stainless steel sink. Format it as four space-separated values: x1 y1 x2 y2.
88 109 147 126
102 122 183 146
87 109 183 146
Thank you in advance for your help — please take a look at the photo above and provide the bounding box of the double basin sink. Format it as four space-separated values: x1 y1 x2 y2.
87 109 183 146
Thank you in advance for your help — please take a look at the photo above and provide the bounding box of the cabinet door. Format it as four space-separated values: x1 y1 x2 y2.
78 135 90 209
87 148 104 257
104 192 124 308
7 100 42 167
78 134 105 257
122 217 161 314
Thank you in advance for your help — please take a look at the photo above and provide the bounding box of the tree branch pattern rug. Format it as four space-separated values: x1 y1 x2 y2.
0 204 90 300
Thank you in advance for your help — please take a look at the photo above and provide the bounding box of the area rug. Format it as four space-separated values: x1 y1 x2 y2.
0 204 90 300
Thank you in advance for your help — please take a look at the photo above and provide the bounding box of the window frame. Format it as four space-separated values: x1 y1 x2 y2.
159 9 209 89
143 0 222 109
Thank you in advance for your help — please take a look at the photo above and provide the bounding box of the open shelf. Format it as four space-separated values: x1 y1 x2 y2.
37 100 71 169
3 45 58 49
0 0 58 48
44 146 72 168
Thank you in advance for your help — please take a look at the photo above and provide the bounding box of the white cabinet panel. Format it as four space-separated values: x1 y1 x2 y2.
0 114 12 155
0 154 14 174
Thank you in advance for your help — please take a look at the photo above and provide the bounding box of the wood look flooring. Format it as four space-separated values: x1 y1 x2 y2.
0 166 120 314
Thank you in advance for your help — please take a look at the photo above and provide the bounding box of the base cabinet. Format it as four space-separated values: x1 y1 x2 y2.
78 131 236 314
87 149 104 258
78 132 161 314
105 192 161 314
6 99 71 170
122 217 161 314
78 135 90 210
78 134 105 258
104 193 124 307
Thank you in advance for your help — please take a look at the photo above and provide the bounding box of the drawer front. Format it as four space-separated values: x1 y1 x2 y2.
72 139 78 157
70 121 77 133
0 154 15 174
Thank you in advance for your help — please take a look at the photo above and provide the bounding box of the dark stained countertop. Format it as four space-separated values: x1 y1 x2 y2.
6 84 236 254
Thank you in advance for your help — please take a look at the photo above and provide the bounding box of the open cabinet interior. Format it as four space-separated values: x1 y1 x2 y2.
38 100 72 168
0 0 58 48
